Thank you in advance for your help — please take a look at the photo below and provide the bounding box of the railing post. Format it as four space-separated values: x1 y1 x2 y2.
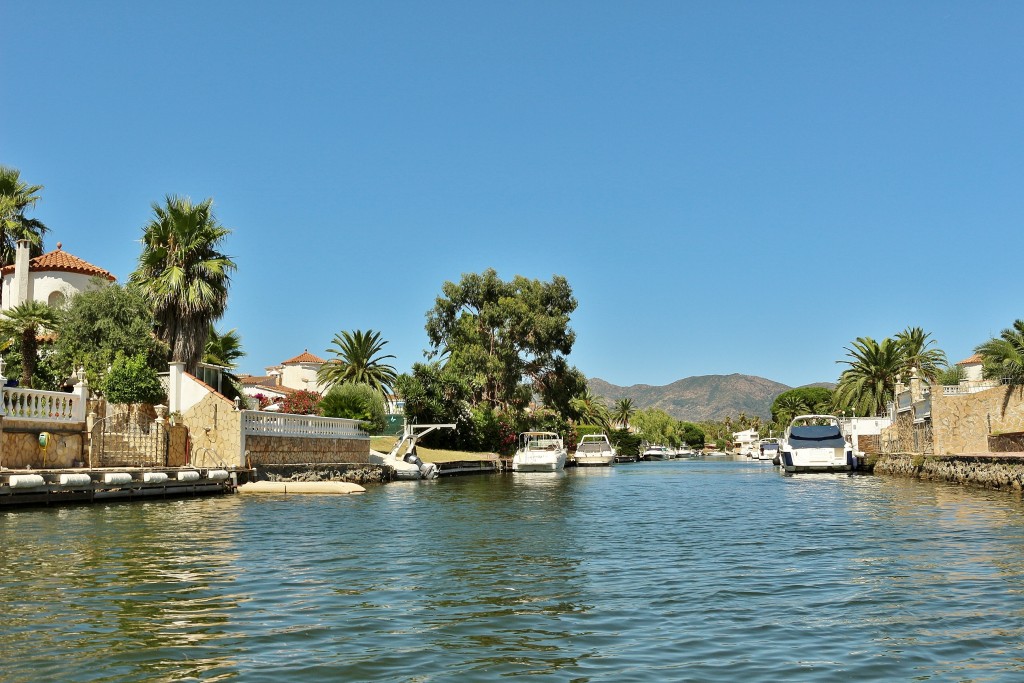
72 368 89 421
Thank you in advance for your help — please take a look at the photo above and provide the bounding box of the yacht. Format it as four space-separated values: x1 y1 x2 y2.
512 431 567 472
779 415 855 473
641 444 671 461
573 433 617 467
757 438 780 462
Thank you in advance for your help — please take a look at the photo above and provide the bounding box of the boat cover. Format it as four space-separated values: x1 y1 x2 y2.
761 443 779 451
787 425 847 449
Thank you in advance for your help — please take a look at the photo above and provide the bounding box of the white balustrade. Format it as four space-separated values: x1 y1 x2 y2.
241 410 368 440
2 386 85 423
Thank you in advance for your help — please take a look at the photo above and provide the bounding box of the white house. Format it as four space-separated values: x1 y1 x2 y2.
239 350 328 404
732 428 760 455
956 354 984 382
1 240 116 311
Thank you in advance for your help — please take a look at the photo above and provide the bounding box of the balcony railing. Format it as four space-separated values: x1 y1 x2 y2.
2 386 86 423
241 410 368 440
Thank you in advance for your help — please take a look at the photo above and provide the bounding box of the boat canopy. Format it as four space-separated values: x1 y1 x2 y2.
761 443 779 451
788 425 847 449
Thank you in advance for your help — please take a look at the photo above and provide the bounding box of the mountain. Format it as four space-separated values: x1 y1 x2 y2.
589 374 792 422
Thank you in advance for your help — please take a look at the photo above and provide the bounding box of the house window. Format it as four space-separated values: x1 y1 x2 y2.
47 291 66 308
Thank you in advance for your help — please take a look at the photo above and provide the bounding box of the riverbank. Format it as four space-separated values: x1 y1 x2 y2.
867 452 1024 493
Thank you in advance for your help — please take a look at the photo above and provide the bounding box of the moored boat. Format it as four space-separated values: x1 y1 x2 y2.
779 415 855 473
512 431 567 472
573 433 617 467
641 444 671 461
757 438 780 461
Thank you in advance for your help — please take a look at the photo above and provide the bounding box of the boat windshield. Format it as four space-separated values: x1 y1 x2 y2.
788 425 846 448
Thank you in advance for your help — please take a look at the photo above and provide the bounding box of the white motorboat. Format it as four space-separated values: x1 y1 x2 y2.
779 415 855 473
573 433 617 467
369 423 455 480
757 438 780 461
512 431 567 472
641 444 671 461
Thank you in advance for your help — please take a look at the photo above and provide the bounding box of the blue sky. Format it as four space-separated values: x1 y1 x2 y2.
4 1 1023 388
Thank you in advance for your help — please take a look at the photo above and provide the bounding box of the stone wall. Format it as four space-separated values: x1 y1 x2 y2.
256 462 386 485
244 434 370 467
881 412 914 453
932 385 1024 455
0 419 87 468
180 392 242 468
874 452 1024 492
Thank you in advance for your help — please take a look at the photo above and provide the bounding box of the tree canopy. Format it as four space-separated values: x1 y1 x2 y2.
0 165 48 265
316 329 398 396
424 269 578 412
770 386 834 424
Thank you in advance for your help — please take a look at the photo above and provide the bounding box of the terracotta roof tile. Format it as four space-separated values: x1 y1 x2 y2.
957 354 984 365
281 349 325 365
0 243 116 281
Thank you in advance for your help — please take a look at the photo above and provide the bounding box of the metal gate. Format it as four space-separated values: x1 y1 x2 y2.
92 409 169 468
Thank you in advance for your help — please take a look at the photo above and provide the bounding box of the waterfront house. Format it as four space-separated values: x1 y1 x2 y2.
731 428 759 455
239 350 328 404
0 239 116 310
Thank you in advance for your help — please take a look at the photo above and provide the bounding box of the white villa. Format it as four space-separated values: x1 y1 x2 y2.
1 239 116 311
732 428 759 455
239 350 328 404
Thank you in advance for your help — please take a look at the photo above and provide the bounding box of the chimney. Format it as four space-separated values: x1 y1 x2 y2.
14 239 31 307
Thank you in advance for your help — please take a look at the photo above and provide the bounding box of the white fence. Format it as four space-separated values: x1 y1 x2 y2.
241 410 368 440
2 386 86 423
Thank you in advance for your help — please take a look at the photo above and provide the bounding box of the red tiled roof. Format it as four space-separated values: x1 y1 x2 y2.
239 374 277 387
957 354 983 365
0 243 116 281
281 349 325 365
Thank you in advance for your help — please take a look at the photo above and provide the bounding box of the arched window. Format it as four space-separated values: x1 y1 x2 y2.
47 291 66 308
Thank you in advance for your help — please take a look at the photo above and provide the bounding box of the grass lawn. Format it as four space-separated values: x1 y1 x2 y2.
369 436 499 463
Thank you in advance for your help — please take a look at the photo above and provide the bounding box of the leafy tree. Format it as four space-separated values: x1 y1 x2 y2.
319 383 387 434
280 389 322 415
609 428 642 458
102 353 167 405
424 269 577 412
129 195 236 374
613 397 635 430
0 165 48 265
568 388 611 430
976 320 1024 384
834 336 904 416
52 282 168 390
0 300 59 387
770 387 834 424
895 326 947 381
632 407 681 446
935 364 965 387
204 325 246 401
394 361 474 449
680 422 705 448
316 329 398 395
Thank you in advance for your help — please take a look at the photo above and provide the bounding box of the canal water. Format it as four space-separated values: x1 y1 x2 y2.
4 458 1024 682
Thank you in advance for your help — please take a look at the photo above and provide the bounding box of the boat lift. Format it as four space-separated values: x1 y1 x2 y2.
384 423 456 480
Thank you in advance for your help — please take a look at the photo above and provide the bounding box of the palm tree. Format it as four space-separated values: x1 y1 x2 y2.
613 397 635 430
975 320 1024 384
316 329 398 395
0 165 49 265
895 326 947 381
570 389 611 430
834 336 904 416
129 195 236 374
0 300 59 387
204 326 245 369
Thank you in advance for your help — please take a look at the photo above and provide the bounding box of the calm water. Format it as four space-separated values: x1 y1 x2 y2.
4 458 1024 682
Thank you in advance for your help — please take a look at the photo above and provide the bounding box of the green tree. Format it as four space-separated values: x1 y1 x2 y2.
316 329 398 396
102 353 167 405
424 269 577 412
895 326 947 381
204 326 246 401
568 388 611 430
0 165 48 265
393 361 474 450
976 320 1024 384
770 387 833 424
834 336 904 416
613 397 635 430
0 300 59 387
632 407 681 446
319 383 387 434
129 195 236 374
52 282 168 390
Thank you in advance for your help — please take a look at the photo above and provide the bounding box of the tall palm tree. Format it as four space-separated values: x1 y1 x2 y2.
895 326 947 381
0 165 49 265
204 326 245 369
570 389 611 430
976 320 1024 384
129 195 236 374
0 300 59 387
613 397 635 430
834 336 904 416
316 329 398 395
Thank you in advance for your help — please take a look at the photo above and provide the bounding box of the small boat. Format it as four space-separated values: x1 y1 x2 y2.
641 444 671 461
779 415 855 473
757 439 780 461
573 433 617 467
512 431 567 472
369 423 455 480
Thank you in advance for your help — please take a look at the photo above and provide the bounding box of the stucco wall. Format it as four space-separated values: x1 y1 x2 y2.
244 434 370 467
0 419 87 468
180 392 242 468
932 385 1024 455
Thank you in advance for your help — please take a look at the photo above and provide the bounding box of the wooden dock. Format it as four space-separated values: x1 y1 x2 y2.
437 459 500 476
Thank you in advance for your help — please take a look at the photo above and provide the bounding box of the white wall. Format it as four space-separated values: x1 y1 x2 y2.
1 271 104 311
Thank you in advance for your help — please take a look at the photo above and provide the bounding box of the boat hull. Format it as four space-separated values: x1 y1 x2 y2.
781 447 855 473
511 455 566 472
574 455 615 467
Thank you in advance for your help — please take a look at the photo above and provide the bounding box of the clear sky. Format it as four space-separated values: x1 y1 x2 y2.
4 1 1023 388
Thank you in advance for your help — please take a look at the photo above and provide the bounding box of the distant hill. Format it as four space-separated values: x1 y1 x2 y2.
589 374 794 422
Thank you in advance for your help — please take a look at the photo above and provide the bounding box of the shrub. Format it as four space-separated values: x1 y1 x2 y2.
280 389 321 415
319 383 387 434
102 353 167 405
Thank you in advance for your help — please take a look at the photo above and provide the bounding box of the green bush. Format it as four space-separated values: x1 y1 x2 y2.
319 383 387 434
102 353 167 405
610 428 641 458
